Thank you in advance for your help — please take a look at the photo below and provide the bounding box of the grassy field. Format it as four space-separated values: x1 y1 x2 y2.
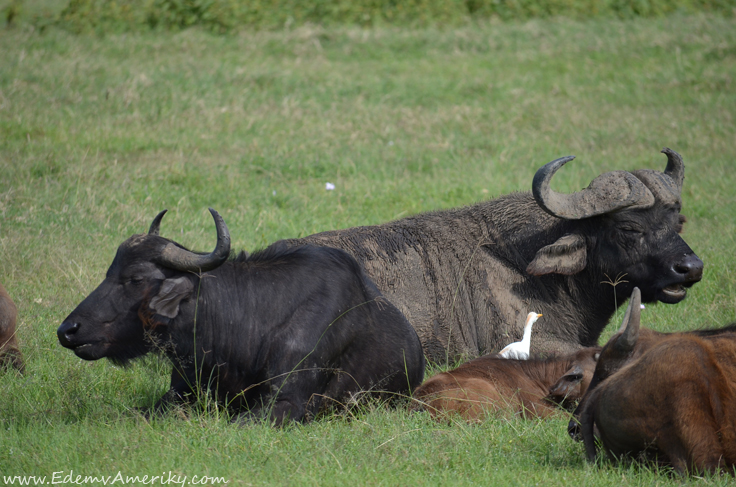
2 12 736 485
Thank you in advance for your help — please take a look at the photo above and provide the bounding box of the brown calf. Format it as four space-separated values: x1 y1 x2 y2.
579 331 736 475
574 288 736 474
412 347 600 421
0 282 23 372
569 287 736 439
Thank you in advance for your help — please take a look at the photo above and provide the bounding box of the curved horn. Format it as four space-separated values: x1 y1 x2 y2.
533 156 656 220
148 209 168 235
156 208 231 273
661 147 684 193
614 287 641 352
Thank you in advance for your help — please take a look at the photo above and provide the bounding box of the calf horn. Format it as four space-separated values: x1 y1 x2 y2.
152 208 231 273
533 156 655 220
613 287 641 352
661 147 684 193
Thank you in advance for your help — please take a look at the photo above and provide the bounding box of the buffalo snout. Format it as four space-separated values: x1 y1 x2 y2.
674 253 704 284
568 418 582 440
57 321 81 348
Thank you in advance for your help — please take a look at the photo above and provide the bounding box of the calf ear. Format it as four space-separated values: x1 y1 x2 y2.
526 233 587 276
149 277 194 319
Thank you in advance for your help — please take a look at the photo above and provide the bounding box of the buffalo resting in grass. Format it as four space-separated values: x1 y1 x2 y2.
0 282 23 372
412 346 600 421
573 288 736 475
57 209 425 425
288 148 703 363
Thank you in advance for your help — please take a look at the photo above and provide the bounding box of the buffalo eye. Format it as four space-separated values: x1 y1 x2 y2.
619 224 644 235
676 214 687 234
614 225 644 249
124 277 145 287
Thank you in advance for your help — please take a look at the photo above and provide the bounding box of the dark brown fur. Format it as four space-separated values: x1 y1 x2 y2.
569 299 736 440
580 333 736 475
0 282 23 372
413 347 599 421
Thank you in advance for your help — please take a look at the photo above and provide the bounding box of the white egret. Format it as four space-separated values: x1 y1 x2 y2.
499 312 542 360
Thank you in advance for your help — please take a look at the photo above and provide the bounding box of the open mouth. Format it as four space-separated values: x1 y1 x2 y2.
660 284 687 302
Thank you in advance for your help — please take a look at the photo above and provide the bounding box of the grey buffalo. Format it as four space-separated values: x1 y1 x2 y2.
289 148 703 362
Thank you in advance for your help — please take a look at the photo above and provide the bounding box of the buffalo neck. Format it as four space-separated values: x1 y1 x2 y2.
475 192 623 347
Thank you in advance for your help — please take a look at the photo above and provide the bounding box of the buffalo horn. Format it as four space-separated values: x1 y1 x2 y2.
661 147 684 193
532 156 655 220
148 209 168 235
155 208 231 273
614 287 641 352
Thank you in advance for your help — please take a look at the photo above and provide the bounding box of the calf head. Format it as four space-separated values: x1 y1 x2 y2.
568 287 644 438
546 346 601 410
527 148 702 305
57 209 230 365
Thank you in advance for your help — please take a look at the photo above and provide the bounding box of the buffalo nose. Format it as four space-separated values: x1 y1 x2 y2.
568 418 582 441
674 254 704 283
57 321 80 347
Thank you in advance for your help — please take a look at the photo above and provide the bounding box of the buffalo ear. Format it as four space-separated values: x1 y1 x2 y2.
526 233 587 276
149 277 194 319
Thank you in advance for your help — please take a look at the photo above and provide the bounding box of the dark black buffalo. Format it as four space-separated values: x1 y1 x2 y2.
57 209 425 424
289 149 704 362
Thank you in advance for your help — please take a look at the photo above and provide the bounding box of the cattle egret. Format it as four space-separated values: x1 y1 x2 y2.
499 312 542 360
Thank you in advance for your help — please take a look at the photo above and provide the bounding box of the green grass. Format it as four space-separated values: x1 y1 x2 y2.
1 12 736 485
13 0 736 33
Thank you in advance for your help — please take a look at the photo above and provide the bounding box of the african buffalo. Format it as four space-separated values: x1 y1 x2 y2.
0 282 23 372
57 209 425 424
289 148 703 362
412 347 600 421
569 287 736 440
575 293 736 474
